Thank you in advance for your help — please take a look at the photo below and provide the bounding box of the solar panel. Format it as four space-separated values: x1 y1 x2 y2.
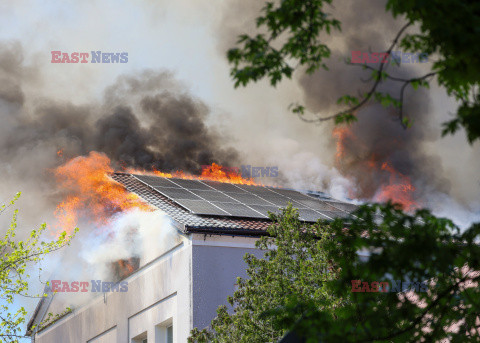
190 190 240 203
243 187 278 196
168 178 212 190
131 174 353 222
297 209 330 222
201 181 248 193
318 210 351 219
268 189 314 201
248 205 283 217
234 184 276 193
135 175 180 188
224 192 273 205
153 187 201 200
324 201 358 212
256 195 305 208
296 199 338 211
174 199 230 216
211 202 266 219
306 191 332 200
239 188 288 204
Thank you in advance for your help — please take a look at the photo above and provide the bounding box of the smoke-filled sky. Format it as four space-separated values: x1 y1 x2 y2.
0 0 479 229
1 0 480 332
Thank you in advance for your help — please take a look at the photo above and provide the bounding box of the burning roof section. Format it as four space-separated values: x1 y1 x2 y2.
111 173 358 235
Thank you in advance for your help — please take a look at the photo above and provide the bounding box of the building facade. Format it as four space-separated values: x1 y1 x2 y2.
28 173 356 342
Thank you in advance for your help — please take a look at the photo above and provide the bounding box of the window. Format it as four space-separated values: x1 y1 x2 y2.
155 320 173 343
166 325 173 343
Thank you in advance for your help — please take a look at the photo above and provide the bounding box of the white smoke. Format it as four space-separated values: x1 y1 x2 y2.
41 208 180 308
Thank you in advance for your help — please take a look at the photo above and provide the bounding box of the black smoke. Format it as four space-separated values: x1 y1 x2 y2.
0 45 239 176
296 0 451 202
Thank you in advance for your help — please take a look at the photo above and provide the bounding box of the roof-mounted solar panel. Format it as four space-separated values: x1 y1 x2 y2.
135 175 180 188
201 181 248 193
174 199 230 216
269 189 315 201
324 201 358 212
256 195 305 208
298 209 330 222
153 187 201 200
211 202 266 219
130 174 353 222
318 210 351 219
168 178 213 190
247 205 282 218
224 192 273 206
234 184 277 193
190 190 240 203
296 199 339 211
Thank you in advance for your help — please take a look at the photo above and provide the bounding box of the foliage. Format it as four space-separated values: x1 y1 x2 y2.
227 0 480 143
188 205 340 343
0 193 77 342
227 0 340 88
276 203 480 342
189 203 480 342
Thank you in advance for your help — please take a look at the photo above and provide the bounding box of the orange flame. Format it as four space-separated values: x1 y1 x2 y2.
198 163 258 185
129 163 259 185
54 151 262 234
374 162 418 212
332 127 418 212
54 151 150 235
332 126 354 163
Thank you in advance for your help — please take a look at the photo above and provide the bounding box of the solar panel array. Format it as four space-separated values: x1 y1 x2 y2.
132 174 356 222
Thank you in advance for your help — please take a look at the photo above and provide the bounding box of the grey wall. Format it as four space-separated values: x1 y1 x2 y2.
191 235 264 330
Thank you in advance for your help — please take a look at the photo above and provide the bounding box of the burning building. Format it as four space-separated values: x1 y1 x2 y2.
26 169 357 343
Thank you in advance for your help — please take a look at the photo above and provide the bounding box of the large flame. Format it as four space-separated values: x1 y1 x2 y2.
54 151 151 235
332 126 355 163
54 152 259 234
198 163 258 184
333 126 418 212
374 162 417 212
129 163 259 185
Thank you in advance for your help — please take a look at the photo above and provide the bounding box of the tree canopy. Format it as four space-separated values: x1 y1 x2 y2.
189 204 480 342
188 206 339 343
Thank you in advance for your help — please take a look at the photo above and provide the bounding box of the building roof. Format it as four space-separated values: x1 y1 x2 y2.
111 173 357 236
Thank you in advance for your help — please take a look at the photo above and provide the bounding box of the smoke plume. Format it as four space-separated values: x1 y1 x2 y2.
214 0 479 222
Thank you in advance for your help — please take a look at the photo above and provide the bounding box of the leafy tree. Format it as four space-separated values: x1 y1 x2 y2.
281 203 480 342
188 203 480 342
0 193 77 342
188 205 340 343
227 0 480 142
